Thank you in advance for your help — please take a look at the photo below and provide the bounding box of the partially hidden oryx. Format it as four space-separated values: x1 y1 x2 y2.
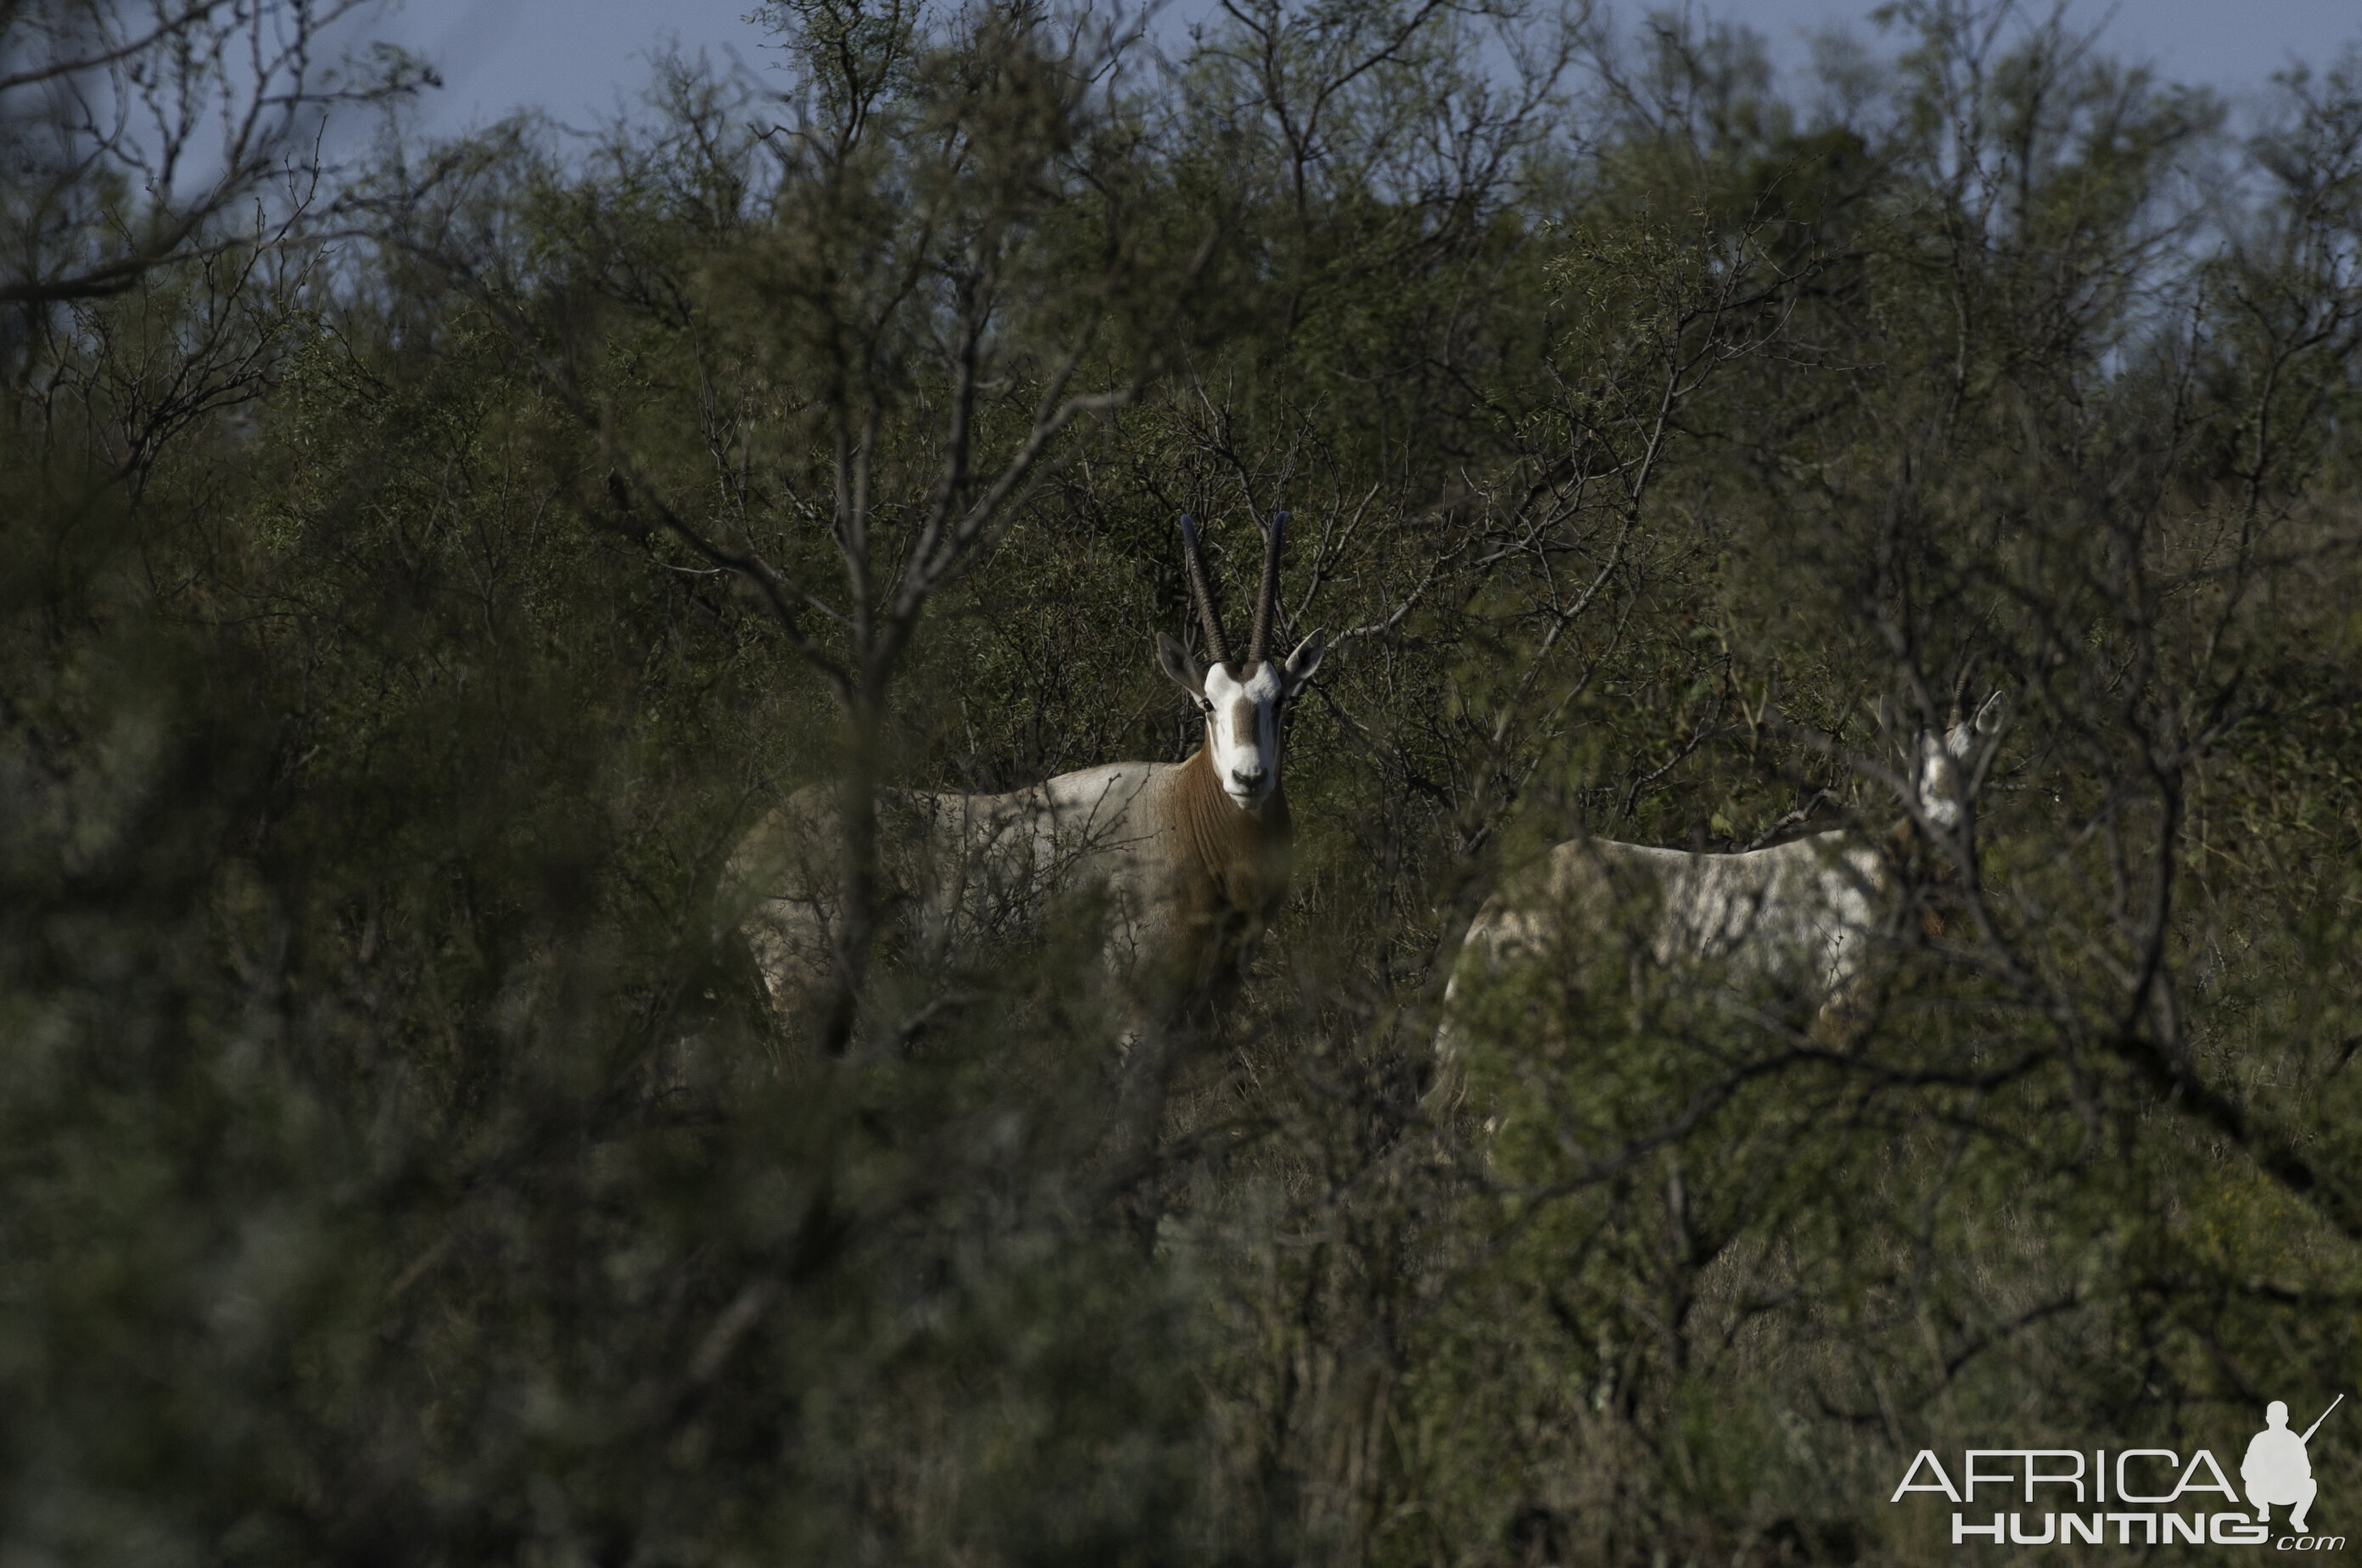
1440 693 2003 1060
727 513 1325 1036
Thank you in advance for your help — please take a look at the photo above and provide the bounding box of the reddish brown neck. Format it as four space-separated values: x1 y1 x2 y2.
1174 743 1290 917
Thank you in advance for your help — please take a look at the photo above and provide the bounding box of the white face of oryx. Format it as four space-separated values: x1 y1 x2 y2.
1916 692 2003 832
1157 633 1326 810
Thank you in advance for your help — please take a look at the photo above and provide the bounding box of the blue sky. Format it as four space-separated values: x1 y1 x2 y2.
361 1 2362 137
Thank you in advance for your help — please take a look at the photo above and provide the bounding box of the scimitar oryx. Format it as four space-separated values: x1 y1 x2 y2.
726 513 1325 1035
1438 693 2003 1067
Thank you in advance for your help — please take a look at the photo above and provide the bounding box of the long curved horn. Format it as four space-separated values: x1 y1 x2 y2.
1247 511 1287 666
1178 515 1232 669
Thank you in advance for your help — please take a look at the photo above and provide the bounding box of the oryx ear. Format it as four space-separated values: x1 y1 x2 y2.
1156 631 1206 699
1945 692 2005 758
1281 630 1325 697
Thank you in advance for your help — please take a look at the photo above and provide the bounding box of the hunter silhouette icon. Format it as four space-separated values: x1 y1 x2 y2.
2246 1395 2342 1533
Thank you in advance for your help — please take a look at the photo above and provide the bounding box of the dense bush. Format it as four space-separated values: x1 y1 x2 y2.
6 1 2362 1563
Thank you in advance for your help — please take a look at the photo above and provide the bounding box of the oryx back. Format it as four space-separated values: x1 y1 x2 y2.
1452 829 1889 1018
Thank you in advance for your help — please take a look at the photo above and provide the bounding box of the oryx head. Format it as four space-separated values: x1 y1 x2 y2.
1916 691 2004 832
1156 512 1325 811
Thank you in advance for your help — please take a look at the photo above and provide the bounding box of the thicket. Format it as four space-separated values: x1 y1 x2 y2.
6 0 2362 1563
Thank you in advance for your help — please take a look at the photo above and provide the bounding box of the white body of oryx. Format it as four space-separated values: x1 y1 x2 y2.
728 748 1291 1017
1437 695 2003 1071
1448 827 1892 1015
725 513 1322 1038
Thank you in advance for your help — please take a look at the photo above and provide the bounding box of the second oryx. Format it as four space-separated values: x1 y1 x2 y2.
1440 694 2003 1058
727 513 1325 1035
